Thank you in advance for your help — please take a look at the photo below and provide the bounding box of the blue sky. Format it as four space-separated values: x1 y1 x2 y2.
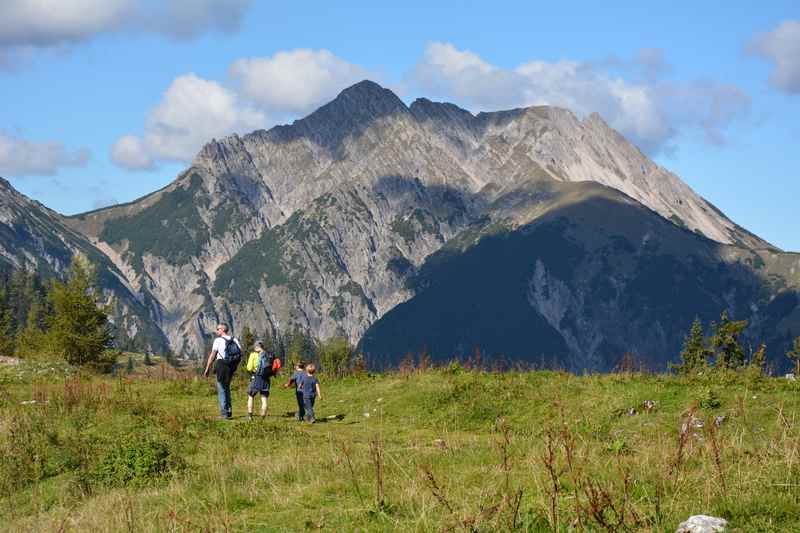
1 1 798 250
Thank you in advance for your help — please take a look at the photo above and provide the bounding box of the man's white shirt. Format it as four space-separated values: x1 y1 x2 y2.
212 335 241 360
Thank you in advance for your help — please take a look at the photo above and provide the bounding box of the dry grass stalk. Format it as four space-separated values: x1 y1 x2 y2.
560 411 585 530
540 429 560 531
705 415 728 496
421 465 456 516
580 466 640 532
124 494 135 533
370 437 385 507
340 442 364 505
670 401 699 476
777 404 793 431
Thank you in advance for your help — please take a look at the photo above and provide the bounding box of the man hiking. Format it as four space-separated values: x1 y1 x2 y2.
203 323 242 419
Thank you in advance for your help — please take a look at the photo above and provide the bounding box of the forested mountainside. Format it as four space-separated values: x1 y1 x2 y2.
0 178 168 353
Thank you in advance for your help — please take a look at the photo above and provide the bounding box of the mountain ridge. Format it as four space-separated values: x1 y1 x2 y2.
8 80 792 366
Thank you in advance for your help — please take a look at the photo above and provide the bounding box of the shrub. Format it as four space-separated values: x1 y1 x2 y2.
699 388 722 409
318 336 354 378
92 435 181 487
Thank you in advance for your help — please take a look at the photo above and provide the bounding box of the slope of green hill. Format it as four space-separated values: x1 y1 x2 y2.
1 363 799 531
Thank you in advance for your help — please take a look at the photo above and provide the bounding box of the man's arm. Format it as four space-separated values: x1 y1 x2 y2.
203 349 217 377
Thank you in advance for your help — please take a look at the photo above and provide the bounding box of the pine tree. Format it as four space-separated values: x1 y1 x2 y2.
46 258 113 368
676 317 711 373
126 356 135 374
318 336 353 377
0 309 14 356
787 337 800 375
286 327 316 367
749 343 767 374
241 325 255 353
14 300 47 358
709 310 748 369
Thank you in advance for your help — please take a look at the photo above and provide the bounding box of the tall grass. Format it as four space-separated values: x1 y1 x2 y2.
1 361 799 531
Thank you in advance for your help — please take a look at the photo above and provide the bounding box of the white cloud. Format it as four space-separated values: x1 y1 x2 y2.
749 20 800 94
0 0 252 67
112 73 266 168
229 49 374 115
0 0 133 47
111 135 153 170
411 42 749 154
0 133 89 177
112 48 378 171
156 0 251 40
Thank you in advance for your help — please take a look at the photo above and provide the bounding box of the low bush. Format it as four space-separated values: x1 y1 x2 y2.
92 434 182 488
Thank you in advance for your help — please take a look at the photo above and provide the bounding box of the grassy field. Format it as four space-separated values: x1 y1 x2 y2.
1 359 799 532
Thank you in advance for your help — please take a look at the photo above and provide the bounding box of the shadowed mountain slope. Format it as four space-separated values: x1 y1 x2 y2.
360 181 799 371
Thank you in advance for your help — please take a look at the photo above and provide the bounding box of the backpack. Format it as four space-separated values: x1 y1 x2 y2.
255 352 282 378
256 352 273 379
223 337 242 364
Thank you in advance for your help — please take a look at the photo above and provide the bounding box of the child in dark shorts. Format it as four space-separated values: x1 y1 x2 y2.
246 341 271 420
286 361 305 421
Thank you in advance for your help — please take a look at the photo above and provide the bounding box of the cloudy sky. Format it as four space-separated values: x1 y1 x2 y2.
1 1 798 250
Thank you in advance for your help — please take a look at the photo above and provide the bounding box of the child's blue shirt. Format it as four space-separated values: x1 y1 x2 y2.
291 370 304 391
301 375 319 398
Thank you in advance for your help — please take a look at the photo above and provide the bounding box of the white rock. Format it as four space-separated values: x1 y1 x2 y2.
675 515 727 533
786 373 796 382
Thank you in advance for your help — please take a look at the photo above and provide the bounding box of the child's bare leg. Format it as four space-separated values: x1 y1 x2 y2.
260 395 268 417
247 395 254 414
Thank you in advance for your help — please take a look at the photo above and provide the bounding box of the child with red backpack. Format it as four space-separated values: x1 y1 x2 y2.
245 341 280 420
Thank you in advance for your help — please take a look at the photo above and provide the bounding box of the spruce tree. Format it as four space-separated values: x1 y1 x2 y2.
677 317 711 373
46 258 113 367
241 325 255 353
287 327 316 367
749 343 767 374
318 336 353 377
0 309 14 356
14 300 47 358
787 337 800 375
709 310 748 369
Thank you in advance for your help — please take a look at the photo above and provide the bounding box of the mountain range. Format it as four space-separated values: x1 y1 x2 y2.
2 80 798 370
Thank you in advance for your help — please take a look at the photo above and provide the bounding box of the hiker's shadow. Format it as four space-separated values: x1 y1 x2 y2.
282 412 347 423
317 414 346 423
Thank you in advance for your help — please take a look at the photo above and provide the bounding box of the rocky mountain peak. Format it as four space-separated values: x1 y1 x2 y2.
287 80 409 143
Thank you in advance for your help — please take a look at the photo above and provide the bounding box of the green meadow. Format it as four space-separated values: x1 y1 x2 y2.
1 357 799 532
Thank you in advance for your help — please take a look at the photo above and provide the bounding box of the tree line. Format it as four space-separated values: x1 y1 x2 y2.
674 310 800 375
234 324 365 378
0 259 113 370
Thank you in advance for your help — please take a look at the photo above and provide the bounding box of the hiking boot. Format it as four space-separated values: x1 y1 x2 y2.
247 413 253 421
